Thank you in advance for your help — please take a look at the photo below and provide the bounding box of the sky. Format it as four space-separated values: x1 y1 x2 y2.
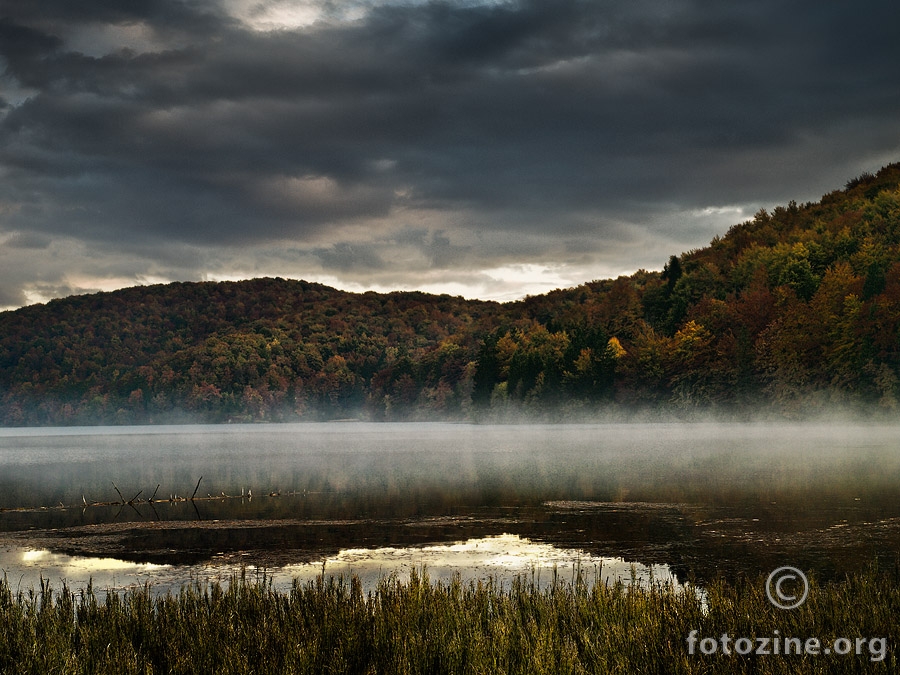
1 0 899 309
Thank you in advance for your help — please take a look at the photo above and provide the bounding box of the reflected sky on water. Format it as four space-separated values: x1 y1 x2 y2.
1 534 678 597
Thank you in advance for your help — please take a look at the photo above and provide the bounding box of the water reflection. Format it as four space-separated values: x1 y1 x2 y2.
1 547 171 596
287 534 677 591
1 534 678 597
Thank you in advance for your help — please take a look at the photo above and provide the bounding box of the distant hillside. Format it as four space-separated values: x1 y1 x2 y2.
2 163 900 424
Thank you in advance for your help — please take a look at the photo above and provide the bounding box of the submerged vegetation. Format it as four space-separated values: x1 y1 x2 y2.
2 163 900 424
0 566 897 674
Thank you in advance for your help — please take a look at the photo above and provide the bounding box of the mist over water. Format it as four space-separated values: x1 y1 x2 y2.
2 421 897 503
2 421 900 589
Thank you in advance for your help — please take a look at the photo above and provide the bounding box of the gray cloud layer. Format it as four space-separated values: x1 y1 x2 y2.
1 0 899 306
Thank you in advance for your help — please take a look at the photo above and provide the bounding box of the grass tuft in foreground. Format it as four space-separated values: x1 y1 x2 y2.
0 566 898 674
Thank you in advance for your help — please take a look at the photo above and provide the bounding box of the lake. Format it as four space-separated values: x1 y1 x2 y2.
2 422 899 595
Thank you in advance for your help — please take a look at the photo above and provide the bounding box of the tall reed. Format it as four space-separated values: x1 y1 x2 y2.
0 565 896 673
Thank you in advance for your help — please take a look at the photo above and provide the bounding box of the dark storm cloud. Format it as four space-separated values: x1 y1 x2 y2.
314 242 387 272
3 231 50 249
0 287 26 308
1 0 899 304
0 0 226 40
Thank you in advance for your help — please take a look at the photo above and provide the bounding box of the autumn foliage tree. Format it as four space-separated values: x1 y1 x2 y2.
2 164 900 423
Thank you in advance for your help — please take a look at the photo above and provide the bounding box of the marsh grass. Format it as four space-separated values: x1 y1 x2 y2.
0 565 897 674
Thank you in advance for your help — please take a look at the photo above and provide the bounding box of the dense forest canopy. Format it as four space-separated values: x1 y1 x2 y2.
2 163 900 424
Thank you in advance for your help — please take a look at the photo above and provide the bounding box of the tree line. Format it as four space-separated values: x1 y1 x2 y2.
2 164 900 424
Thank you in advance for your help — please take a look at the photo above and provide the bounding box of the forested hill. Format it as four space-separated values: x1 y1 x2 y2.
3 163 900 424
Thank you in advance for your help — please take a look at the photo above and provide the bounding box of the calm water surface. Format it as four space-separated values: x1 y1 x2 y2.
2 422 899 593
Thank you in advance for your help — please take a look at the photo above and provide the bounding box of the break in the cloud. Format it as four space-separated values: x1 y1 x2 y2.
1 0 899 308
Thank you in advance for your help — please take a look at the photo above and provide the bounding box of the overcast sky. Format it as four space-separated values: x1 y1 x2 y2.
1 0 898 309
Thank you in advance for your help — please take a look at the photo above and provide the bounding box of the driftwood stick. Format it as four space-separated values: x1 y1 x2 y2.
191 476 203 501
7 478 289 515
